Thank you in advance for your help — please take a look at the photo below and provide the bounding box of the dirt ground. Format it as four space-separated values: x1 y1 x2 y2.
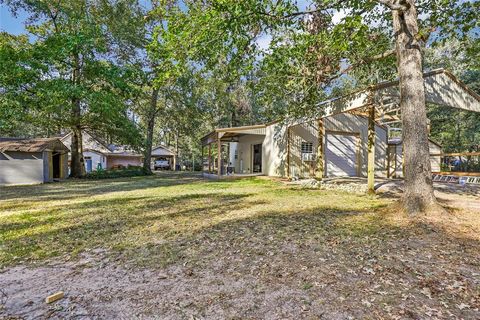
375 179 480 212
1 175 479 319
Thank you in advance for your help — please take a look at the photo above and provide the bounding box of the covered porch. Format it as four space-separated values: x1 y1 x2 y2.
201 124 266 178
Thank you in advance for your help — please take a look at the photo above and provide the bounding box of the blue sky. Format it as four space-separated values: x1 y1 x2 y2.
0 4 29 34
0 0 157 34
2 1 313 36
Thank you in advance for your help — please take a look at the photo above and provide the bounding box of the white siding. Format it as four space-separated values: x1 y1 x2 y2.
263 124 288 177
84 151 107 171
325 133 358 177
390 141 442 177
235 135 265 174
324 113 387 178
0 151 45 185
263 113 388 178
228 142 238 169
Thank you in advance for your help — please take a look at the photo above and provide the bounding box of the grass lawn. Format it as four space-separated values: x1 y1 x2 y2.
1 173 479 318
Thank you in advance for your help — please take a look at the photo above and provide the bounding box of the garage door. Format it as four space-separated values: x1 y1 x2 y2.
325 133 358 177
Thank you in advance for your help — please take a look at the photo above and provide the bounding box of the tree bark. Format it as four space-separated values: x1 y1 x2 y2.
392 0 438 214
69 52 85 178
143 88 160 174
173 130 179 171
70 122 85 178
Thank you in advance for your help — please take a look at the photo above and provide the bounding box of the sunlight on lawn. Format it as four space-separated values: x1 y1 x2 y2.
0 173 390 268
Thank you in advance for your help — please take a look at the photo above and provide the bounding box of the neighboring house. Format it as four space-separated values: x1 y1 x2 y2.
60 132 143 172
387 138 442 178
201 69 480 185
0 138 69 186
151 145 175 169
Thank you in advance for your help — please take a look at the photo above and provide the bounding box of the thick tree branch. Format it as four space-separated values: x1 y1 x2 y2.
326 49 396 83
375 0 410 11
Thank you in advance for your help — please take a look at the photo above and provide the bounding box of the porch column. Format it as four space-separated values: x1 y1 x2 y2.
217 132 222 176
201 146 204 173
316 119 324 179
208 143 212 173
286 126 291 179
367 105 376 194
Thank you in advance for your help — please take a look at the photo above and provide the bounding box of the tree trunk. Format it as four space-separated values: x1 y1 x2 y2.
70 122 85 178
173 130 179 171
143 88 160 174
69 52 85 178
69 99 85 177
392 1 438 214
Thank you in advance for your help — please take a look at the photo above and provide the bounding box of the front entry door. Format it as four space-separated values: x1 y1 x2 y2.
85 158 93 173
252 144 262 173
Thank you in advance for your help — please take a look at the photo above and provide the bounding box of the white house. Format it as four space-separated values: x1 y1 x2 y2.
202 113 388 179
60 132 143 172
201 69 480 190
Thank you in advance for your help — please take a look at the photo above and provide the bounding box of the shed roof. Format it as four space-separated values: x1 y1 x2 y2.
0 138 69 153
152 145 175 156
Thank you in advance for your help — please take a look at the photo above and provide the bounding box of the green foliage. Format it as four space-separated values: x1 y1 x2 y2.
425 41 480 153
0 0 144 146
82 167 150 180
150 0 478 121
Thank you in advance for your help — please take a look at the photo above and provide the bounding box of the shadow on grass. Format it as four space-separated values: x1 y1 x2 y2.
0 191 265 266
0 172 205 202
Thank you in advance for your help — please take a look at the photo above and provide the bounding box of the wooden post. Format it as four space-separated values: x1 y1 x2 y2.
316 119 324 180
208 143 212 173
286 127 291 179
386 146 391 179
217 133 222 176
367 105 376 193
201 146 204 173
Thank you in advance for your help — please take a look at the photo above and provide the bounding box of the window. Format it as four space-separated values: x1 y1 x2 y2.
234 149 238 160
301 142 313 154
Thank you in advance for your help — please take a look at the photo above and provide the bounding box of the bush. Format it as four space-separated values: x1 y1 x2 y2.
83 167 151 180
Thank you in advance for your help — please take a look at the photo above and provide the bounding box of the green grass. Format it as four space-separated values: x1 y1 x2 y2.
0 172 389 268
3 172 479 318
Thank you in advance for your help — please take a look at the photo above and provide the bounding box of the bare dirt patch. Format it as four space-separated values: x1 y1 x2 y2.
1 174 479 319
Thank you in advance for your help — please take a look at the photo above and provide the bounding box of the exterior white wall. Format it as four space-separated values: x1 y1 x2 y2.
263 124 288 177
235 135 265 174
61 132 111 154
227 142 238 169
0 151 45 185
84 151 107 171
262 113 388 178
390 141 442 178
324 113 387 178
429 142 442 172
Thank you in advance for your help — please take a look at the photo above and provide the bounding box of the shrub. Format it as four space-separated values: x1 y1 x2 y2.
83 167 151 180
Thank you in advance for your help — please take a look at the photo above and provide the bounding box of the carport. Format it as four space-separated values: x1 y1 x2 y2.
316 69 480 192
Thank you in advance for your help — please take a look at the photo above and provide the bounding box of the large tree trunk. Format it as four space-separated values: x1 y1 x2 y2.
69 52 85 178
392 0 438 214
70 123 85 178
69 96 85 178
143 88 160 174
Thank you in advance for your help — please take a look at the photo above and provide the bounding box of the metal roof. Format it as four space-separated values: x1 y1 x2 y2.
0 138 69 153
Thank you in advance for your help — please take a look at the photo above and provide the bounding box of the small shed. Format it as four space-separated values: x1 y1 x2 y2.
0 138 69 186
